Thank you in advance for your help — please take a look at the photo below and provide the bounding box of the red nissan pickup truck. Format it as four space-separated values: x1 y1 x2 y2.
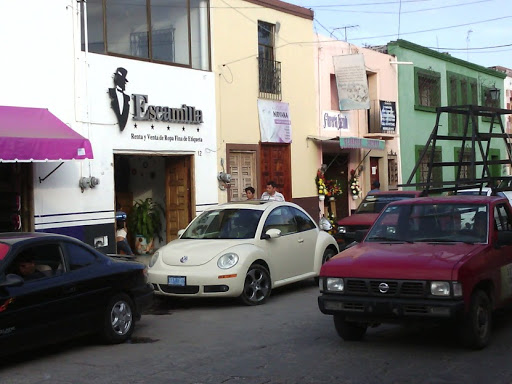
334 190 423 249
318 195 512 349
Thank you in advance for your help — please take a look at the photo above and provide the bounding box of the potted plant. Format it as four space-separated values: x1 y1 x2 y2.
128 197 165 255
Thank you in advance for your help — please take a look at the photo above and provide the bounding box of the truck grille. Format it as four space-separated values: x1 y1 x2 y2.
345 279 426 297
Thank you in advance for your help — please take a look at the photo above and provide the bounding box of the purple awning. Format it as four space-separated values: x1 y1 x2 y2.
0 106 93 162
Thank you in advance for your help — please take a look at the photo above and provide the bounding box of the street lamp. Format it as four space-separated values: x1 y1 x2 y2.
488 84 501 101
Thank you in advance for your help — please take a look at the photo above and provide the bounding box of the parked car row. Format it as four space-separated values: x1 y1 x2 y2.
5 190 512 355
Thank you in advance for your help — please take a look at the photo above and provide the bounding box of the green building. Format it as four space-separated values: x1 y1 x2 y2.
386 40 507 190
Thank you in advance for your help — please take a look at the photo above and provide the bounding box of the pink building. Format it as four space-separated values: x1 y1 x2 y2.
311 36 401 220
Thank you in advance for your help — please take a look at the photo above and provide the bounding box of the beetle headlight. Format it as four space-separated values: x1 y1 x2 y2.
431 281 450 296
217 253 239 269
326 277 344 292
149 251 160 268
338 226 347 234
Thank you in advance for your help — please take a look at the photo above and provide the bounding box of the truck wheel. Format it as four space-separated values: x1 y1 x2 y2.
333 315 367 341
459 290 491 349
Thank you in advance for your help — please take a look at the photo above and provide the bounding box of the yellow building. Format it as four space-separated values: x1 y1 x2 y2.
211 0 320 217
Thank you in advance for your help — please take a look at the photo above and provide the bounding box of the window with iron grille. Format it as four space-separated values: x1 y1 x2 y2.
416 145 442 188
414 68 441 112
258 21 281 100
80 0 210 70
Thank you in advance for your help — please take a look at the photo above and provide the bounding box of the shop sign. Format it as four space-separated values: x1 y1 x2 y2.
108 67 203 132
340 137 385 150
379 100 396 133
322 111 349 131
257 99 292 143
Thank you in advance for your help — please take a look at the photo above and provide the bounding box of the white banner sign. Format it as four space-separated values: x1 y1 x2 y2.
333 54 370 111
257 100 292 143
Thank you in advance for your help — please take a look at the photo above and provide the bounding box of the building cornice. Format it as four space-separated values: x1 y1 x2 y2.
388 40 507 79
243 0 314 20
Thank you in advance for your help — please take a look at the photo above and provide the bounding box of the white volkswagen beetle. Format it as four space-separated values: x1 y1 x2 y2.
148 200 338 305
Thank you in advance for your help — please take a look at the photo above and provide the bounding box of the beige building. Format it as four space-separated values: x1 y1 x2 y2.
311 36 401 219
211 0 320 217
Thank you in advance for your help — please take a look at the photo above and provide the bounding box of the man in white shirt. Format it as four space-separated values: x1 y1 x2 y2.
260 181 285 201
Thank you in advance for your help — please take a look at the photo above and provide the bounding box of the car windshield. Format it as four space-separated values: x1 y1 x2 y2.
366 203 488 244
181 209 263 240
356 194 417 214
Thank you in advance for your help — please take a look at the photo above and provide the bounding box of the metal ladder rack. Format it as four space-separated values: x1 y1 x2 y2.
400 105 512 195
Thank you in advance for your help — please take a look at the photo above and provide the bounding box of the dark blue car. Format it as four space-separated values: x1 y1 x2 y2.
0 232 153 354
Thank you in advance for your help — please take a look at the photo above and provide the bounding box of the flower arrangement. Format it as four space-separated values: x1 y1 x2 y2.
349 169 361 198
326 179 343 198
315 169 327 196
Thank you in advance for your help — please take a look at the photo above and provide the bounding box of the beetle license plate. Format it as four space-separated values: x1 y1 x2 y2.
168 276 186 286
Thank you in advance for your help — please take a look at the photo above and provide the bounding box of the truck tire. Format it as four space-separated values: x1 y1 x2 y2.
333 315 367 341
459 290 491 349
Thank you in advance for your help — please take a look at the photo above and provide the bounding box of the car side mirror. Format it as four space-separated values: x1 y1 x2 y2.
177 229 185 237
354 229 369 243
496 231 512 247
262 228 281 240
0 273 24 287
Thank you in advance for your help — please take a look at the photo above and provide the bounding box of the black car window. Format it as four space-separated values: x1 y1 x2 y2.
357 194 416 214
65 243 98 270
7 243 64 280
291 207 316 232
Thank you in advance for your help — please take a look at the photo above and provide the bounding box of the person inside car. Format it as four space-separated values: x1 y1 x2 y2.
15 252 46 280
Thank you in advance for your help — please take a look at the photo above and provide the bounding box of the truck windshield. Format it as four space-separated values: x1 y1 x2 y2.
366 203 488 244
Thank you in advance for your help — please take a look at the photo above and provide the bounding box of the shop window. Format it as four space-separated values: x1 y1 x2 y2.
414 67 441 112
81 0 210 70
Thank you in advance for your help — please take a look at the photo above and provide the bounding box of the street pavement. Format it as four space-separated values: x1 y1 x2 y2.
2 280 512 383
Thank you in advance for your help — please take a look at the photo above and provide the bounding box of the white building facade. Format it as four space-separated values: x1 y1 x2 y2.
0 0 216 253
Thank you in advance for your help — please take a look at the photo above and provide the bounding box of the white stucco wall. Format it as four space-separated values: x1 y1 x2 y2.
0 0 217 234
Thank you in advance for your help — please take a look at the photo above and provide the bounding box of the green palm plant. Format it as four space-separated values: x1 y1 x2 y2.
128 198 165 243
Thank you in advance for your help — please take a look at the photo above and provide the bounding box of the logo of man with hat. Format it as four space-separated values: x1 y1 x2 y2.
108 67 130 131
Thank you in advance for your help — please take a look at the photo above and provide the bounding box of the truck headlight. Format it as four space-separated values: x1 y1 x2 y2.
338 226 347 234
217 253 239 269
326 277 344 292
431 281 450 296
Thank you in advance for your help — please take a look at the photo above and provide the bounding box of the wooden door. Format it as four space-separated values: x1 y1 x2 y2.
165 156 193 242
260 144 291 200
370 157 380 186
228 151 257 201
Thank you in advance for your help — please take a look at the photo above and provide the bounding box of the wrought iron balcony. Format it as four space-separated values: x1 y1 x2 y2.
258 58 281 100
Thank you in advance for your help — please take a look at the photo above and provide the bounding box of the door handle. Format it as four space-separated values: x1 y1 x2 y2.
298 238 304 243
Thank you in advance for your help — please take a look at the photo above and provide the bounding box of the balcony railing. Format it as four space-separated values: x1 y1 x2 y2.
258 58 281 100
